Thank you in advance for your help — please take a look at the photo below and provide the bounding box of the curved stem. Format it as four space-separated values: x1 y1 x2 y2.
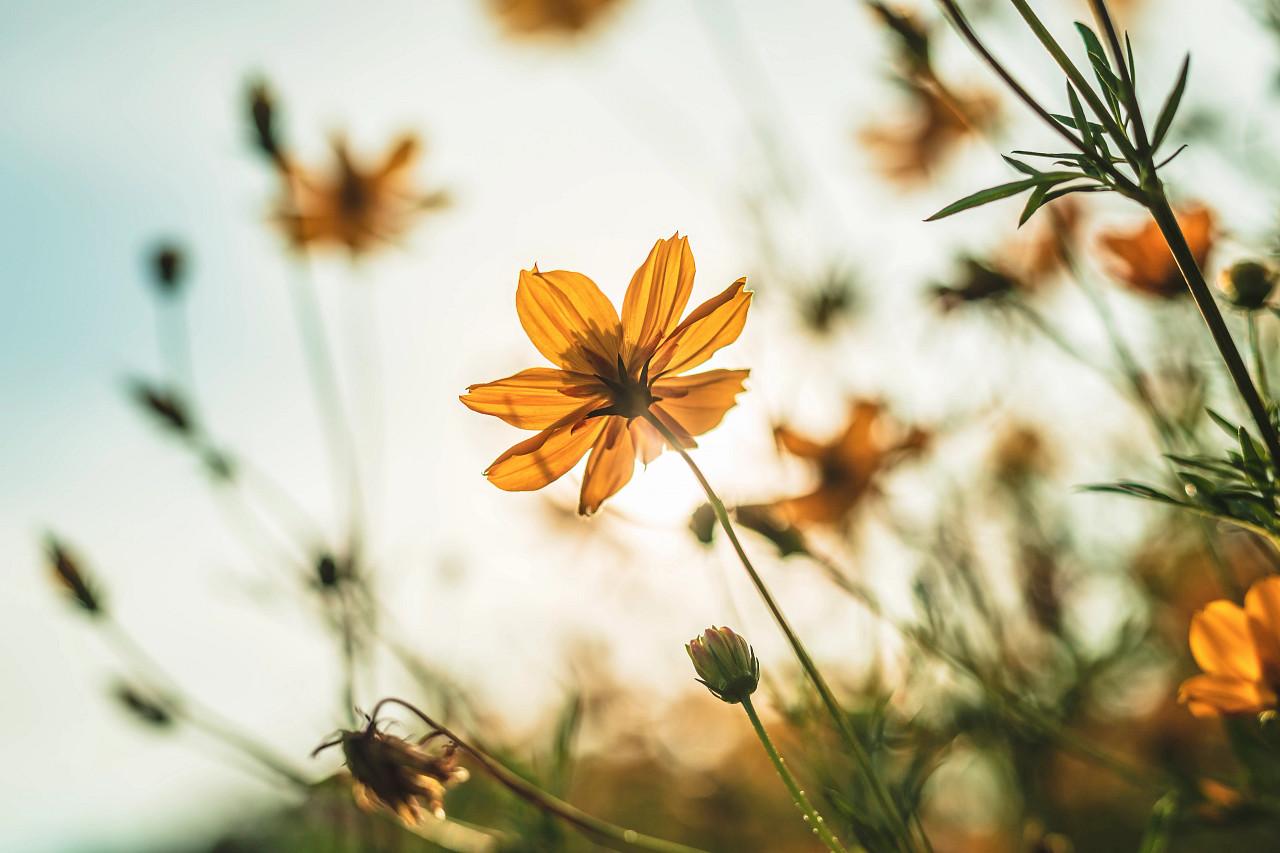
368 698 709 853
741 697 849 853
641 412 921 853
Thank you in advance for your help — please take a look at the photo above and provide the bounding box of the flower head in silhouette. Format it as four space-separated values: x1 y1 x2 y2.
275 135 448 254
1098 204 1214 299
769 400 928 528
1178 577 1280 717
462 234 751 515
490 0 624 36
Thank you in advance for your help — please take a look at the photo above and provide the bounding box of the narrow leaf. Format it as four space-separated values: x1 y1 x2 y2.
925 176 1070 221
1151 54 1190 151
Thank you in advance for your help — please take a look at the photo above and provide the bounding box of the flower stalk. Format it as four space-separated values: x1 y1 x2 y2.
643 412 921 853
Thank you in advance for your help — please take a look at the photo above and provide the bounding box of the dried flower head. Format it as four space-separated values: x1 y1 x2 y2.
44 535 102 615
1178 576 1280 717
686 626 760 704
1219 260 1277 311
317 721 469 824
1098 204 1215 299
490 0 624 36
769 400 928 528
275 135 449 255
149 242 186 297
461 234 752 515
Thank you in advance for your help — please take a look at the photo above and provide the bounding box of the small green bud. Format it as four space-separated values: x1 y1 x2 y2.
686 626 760 704
1220 260 1277 310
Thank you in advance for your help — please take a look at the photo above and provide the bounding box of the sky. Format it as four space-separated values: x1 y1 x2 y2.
1 0 1274 850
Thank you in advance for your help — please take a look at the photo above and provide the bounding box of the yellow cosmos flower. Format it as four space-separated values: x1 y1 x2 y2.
1178 576 1280 717
276 135 449 254
461 235 752 515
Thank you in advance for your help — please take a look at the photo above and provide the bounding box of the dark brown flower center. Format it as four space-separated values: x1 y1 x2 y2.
590 355 659 421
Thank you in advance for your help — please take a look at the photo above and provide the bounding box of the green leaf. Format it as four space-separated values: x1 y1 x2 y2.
1076 22 1122 118
1001 155 1040 176
924 173 1077 221
1125 32 1137 87
1018 183 1050 227
1151 54 1190 152
1207 407 1239 438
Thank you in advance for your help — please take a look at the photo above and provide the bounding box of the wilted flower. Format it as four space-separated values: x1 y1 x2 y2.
317 723 469 824
686 626 760 704
769 400 928 528
1098 204 1215 299
44 535 102 615
461 234 752 515
275 135 449 255
489 0 624 36
149 242 186 297
1178 576 1280 717
127 379 192 436
1219 260 1277 310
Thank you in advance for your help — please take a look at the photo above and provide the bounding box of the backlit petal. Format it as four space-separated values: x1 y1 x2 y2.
651 278 751 377
461 368 606 429
485 412 604 491
516 267 622 374
1178 673 1274 717
652 369 749 437
1190 600 1260 681
630 418 666 465
578 417 637 515
621 234 695 369
771 486 856 527
1246 576 1280 676
774 425 826 460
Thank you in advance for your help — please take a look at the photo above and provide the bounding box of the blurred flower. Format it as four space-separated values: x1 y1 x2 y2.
769 400 928 527
866 3 931 78
989 424 1055 486
1098 204 1215 299
859 84 998 185
930 257 1022 312
247 80 284 164
275 135 449 254
318 724 469 824
687 626 760 704
1001 197 1083 285
1219 259 1277 311
461 234 751 515
1179 576 1280 717
489 0 624 36
44 534 102 615
796 269 859 335
148 242 186 297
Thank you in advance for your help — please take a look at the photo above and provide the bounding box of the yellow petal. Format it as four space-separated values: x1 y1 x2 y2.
578 417 637 515
485 413 604 491
651 369 749 437
1178 673 1274 717
1189 600 1261 681
461 368 606 429
1246 576 1280 675
651 278 751 377
621 234 695 369
771 486 857 527
516 267 622 374
630 418 666 465
774 425 826 460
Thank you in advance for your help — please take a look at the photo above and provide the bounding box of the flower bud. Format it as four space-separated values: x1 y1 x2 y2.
247 80 284 164
127 379 192 436
686 626 760 704
45 535 102 615
1220 260 1277 310
112 683 174 728
149 242 186 297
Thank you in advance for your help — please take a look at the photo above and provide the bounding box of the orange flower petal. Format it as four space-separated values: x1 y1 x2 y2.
1246 576 1280 675
1178 673 1274 717
578 417 636 515
651 369 749 437
651 278 751 377
461 368 606 429
774 425 826 460
516 267 622 374
484 413 604 491
1189 600 1261 681
621 234 695 369
771 486 855 527
630 418 666 465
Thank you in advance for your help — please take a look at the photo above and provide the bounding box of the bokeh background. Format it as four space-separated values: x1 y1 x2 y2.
7 0 1280 850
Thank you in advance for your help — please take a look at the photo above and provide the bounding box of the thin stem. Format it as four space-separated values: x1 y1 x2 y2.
741 697 849 853
642 412 921 853
1145 191 1280 477
1088 0 1150 156
1250 312 1271 402
369 698 709 853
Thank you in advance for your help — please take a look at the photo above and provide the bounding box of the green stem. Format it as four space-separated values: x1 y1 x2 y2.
741 697 849 853
642 413 921 853
1144 191 1280 477
372 698 709 853
1251 312 1271 402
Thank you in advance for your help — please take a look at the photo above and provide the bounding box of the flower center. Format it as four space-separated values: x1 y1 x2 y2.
591 355 658 421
